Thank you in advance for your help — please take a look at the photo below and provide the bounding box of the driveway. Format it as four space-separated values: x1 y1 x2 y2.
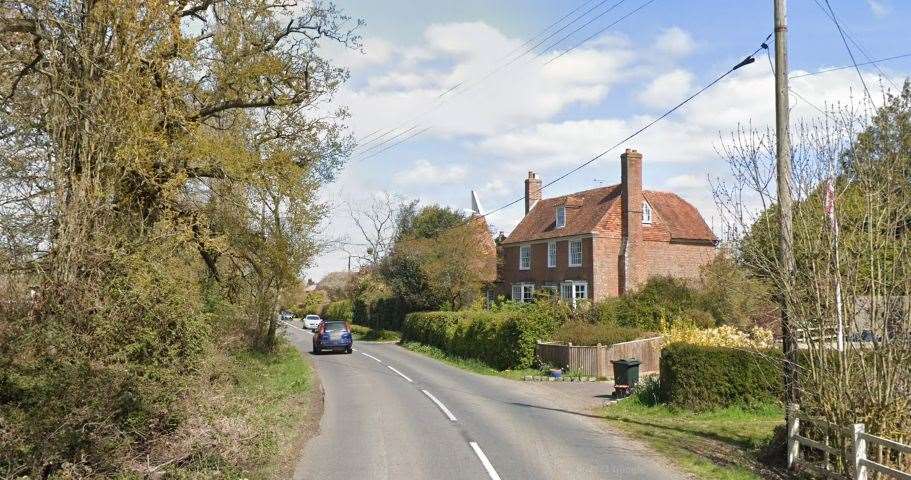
284 323 686 480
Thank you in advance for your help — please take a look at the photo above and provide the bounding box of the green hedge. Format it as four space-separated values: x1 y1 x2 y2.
549 321 646 346
402 310 556 370
320 300 353 322
353 296 408 331
659 343 782 410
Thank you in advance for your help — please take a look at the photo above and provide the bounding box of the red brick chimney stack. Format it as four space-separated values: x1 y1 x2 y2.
620 149 643 293
524 171 542 214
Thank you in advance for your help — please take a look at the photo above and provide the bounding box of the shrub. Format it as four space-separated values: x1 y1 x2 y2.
664 324 775 349
353 295 408 331
549 321 646 346
402 310 557 370
659 343 782 410
321 300 353 322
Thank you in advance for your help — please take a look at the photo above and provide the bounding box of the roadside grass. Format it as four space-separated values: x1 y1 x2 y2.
602 394 785 480
399 341 540 380
350 324 401 342
167 339 316 479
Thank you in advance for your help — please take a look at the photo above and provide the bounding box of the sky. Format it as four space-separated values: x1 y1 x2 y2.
304 0 911 281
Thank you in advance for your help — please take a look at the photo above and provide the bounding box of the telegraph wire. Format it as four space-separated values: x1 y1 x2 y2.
789 52 911 79
544 0 658 65
477 33 772 220
350 0 653 162
818 0 876 103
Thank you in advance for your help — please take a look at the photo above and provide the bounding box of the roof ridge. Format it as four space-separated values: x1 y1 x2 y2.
542 183 620 202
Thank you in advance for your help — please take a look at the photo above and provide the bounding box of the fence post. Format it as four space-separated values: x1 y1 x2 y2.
852 423 867 480
596 343 605 379
787 403 800 470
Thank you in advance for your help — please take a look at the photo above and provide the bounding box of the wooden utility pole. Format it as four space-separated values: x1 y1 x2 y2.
774 0 799 405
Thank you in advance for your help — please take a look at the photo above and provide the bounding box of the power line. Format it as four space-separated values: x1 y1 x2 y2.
810 0 899 91
545 0 658 66
350 0 612 156
350 0 654 162
789 52 911 79
817 0 878 103
479 33 771 220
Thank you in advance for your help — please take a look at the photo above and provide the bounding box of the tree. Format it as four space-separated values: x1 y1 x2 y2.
713 81 911 469
0 0 359 474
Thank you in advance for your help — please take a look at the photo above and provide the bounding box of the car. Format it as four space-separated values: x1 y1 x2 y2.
280 310 294 322
312 321 353 354
303 314 322 330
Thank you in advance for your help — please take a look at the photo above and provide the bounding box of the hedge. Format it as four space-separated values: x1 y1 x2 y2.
402 310 557 370
549 321 646 346
353 295 408 331
320 300 353 323
659 342 782 410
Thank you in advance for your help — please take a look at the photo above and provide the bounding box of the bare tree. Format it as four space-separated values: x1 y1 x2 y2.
345 192 406 268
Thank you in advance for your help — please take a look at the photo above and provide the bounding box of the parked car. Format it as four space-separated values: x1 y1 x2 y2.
303 314 323 330
280 310 294 321
312 321 353 354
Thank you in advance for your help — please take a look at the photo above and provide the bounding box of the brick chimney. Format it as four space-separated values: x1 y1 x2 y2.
524 171 542 214
620 149 643 293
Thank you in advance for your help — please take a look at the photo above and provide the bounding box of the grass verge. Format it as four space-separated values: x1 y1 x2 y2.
399 341 539 380
350 324 401 342
167 339 319 479
602 392 785 480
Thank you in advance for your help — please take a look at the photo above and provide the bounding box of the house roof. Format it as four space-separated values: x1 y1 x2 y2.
501 184 716 245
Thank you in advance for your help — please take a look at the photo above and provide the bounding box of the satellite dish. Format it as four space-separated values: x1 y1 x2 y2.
471 190 484 215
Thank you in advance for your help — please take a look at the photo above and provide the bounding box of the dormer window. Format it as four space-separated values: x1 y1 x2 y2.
556 205 566 228
642 201 653 225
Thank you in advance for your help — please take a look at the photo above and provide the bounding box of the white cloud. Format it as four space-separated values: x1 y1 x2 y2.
653 27 696 58
394 159 467 185
867 0 890 17
664 174 708 190
637 69 694 108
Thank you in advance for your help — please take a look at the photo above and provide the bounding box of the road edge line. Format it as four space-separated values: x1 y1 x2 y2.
360 352 383 363
387 365 413 383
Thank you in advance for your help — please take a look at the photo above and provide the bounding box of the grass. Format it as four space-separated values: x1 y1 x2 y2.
399 341 540 380
350 324 401 342
167 339 317 479
602 384 785 480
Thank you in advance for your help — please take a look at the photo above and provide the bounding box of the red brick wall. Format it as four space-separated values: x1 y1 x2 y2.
499 237 594 296
498 236 716 300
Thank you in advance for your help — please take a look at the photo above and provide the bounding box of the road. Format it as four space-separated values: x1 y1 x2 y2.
284 322 686 480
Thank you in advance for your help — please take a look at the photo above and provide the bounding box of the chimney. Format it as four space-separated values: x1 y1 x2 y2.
620 149 643 293
524 171 542 214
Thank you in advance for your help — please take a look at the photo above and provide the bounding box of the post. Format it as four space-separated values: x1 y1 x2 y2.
852 423 867 480
775 0 799 408
787 403 800 469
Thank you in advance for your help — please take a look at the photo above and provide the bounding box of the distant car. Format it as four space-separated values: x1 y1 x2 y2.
303 314 322 330
312 321 353 354
280 311 294 321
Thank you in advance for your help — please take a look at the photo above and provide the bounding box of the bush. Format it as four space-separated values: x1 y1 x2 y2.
321 300 353 322
549 321 646 346
402 310 557 370
353 295 408 331
659 343 782 410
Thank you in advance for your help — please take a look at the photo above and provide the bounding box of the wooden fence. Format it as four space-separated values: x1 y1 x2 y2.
535 336 664 378
787 404 911 480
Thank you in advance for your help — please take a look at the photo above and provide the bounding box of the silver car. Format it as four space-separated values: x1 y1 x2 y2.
303 314 323 330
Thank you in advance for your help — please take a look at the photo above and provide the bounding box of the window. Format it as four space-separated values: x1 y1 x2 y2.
642 201 653 224
556 205 566 228
519 245 531 270
568 239 582 267
512 283 534 303
561 281 588 308
540 284 558 298
547 241 557 268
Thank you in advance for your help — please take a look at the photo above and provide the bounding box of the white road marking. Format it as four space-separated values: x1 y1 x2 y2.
280 320 310 334
469 442 502 480
361 352 383 363
422 390 457 421
387 365 413 383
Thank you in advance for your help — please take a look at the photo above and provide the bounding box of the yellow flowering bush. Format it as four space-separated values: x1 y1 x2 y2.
663 324 775 349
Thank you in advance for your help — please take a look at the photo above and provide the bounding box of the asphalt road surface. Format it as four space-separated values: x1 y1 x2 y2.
284 322 686 480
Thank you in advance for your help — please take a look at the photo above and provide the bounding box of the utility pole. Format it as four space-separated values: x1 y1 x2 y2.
774 0 799 406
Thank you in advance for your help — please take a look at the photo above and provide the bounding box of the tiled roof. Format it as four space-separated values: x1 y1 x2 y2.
501 184 716 245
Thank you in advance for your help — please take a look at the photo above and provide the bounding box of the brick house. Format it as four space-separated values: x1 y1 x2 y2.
498 149 717 303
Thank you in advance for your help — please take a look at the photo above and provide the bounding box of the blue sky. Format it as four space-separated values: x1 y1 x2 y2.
307 0 911 280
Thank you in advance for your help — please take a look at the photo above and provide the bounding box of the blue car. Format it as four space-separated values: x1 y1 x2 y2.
312 321 353 354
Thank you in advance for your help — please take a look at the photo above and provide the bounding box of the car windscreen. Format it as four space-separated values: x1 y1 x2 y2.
323 322 347 332
305 315 320 319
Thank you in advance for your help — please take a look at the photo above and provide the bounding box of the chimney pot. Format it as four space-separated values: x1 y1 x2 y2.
524 171 542 215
